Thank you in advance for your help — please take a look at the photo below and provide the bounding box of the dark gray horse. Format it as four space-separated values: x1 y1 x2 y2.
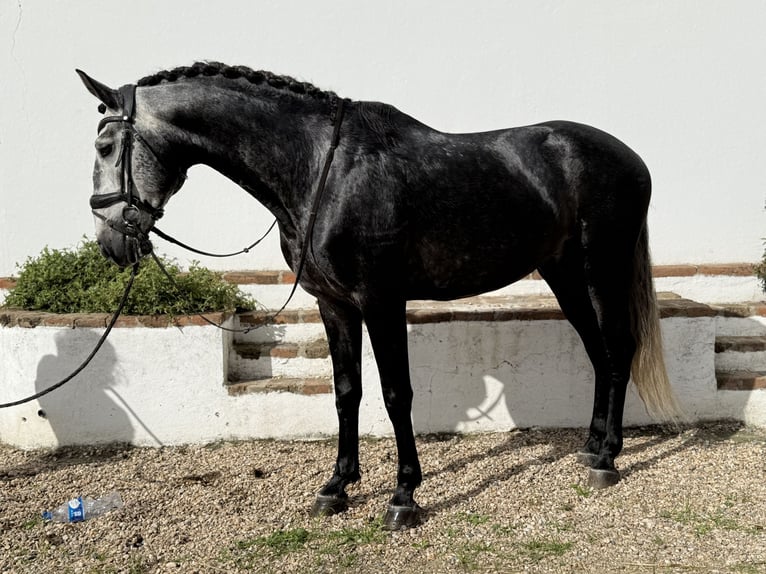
78 62 678 530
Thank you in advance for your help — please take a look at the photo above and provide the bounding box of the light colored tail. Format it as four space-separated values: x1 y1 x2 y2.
630 223 683 422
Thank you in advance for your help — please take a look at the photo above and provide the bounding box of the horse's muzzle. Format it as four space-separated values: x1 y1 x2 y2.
95 227 153 268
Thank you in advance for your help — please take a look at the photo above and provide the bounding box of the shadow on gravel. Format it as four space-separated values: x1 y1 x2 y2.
420 421 748 517
618 420 745 480
421 429 582 516
0 442 134 481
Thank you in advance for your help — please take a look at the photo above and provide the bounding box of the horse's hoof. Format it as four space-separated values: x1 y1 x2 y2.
310 494 348 517
382 503 423 531
575 450 598 467
587 468 621 489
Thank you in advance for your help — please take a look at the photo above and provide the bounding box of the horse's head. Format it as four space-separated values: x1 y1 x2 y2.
77 70 187 267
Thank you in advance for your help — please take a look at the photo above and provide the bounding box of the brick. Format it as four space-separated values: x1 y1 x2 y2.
717 370 766 391
696 263 756 277
0 309 229 329
715 336 766 354
280 271 297 284
300 378 334 395
223 270 280 285
658 299 716 318
303 339 329 359
232 341 302 360
270 344 300 359
652 265 699 278
172 313 229 327
226 377 333 396
712 303 766 318
219 270 299 284
298 310 322 323
114 316 142 328
453 310 497 322
406 309 454 324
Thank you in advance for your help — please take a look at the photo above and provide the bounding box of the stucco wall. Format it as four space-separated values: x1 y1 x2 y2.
1 1 765 277
3 311 765 449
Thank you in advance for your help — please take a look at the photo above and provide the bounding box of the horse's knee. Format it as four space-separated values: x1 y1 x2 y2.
382 386 413 413
334 377 362 408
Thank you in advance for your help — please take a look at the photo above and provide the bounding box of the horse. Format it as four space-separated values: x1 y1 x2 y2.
77 62 679 530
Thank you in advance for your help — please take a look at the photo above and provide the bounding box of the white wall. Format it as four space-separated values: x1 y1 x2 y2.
2 0 765 277
3 313 766 449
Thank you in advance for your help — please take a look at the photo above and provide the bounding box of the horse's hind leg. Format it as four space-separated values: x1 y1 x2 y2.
539 237 636 488
311 298 363 517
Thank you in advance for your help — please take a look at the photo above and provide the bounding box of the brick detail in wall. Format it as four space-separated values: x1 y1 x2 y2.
0 310 231 329
5 298 765 329
716 371 766 391
227 377 333 396
221 264 758 284
2 298 754 328
0 263 757 290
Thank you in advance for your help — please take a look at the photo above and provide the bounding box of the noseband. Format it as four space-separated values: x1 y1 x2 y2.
90 84 168 254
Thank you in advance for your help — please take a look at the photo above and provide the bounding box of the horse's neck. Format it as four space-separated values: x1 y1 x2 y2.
148 83 330 237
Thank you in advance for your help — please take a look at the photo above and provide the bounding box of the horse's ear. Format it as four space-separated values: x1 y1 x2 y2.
76 69 121 110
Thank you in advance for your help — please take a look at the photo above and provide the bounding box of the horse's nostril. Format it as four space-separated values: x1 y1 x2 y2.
122 205 141 225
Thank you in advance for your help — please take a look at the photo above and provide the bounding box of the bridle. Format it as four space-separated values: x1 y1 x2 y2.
0 88 347 409
88 82 349 325
89 84 347 270
89 84 173 257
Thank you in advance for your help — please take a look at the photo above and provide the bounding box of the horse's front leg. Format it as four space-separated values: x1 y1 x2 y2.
363 299 423 530
311 298 363 517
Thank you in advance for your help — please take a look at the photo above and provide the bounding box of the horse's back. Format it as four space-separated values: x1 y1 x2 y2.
327 106 651 302
395 119 648 299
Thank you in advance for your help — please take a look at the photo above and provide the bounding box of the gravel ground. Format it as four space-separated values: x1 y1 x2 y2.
1 421 765 573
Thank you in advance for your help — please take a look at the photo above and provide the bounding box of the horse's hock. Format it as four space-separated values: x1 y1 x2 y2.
1 266 765 449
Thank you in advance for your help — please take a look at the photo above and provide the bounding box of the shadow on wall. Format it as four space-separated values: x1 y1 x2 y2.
35 329 138 446
408 320 596 435
406 313 761 435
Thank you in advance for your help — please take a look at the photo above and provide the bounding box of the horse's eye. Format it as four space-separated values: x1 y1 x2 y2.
96 142 113 158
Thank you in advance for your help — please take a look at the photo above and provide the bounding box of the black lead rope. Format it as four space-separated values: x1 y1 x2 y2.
0 264 139 409
0 98 346 407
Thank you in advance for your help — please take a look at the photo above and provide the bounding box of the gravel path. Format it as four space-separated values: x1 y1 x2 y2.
1 421 765 573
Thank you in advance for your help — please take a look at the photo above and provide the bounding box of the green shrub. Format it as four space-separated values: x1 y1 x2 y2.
3 239 256 315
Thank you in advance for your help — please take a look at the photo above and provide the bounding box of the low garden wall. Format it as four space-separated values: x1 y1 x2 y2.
1 294 764 449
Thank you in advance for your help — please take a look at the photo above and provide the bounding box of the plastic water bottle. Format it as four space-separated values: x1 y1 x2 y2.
42 491 123 523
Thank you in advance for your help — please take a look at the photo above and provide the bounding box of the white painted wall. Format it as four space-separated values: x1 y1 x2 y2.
3 314 765 449
2 1 765 277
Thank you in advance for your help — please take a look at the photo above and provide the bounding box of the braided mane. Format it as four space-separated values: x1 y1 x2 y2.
136 61 335 101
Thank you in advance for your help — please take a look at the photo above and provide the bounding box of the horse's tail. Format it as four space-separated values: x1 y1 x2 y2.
629 222 683 422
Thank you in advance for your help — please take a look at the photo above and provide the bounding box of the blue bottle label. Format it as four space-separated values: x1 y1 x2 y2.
68 497 84 522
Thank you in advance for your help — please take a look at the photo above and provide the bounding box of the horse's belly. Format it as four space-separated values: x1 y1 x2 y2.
406 233 558 301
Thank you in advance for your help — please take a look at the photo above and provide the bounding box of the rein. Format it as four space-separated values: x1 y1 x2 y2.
0 94 346 408
151 97 347 334
151 220 277 258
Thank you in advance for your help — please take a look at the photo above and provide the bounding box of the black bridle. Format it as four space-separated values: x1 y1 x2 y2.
1 88 347 409
89 84 347 268
89 84 169 257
